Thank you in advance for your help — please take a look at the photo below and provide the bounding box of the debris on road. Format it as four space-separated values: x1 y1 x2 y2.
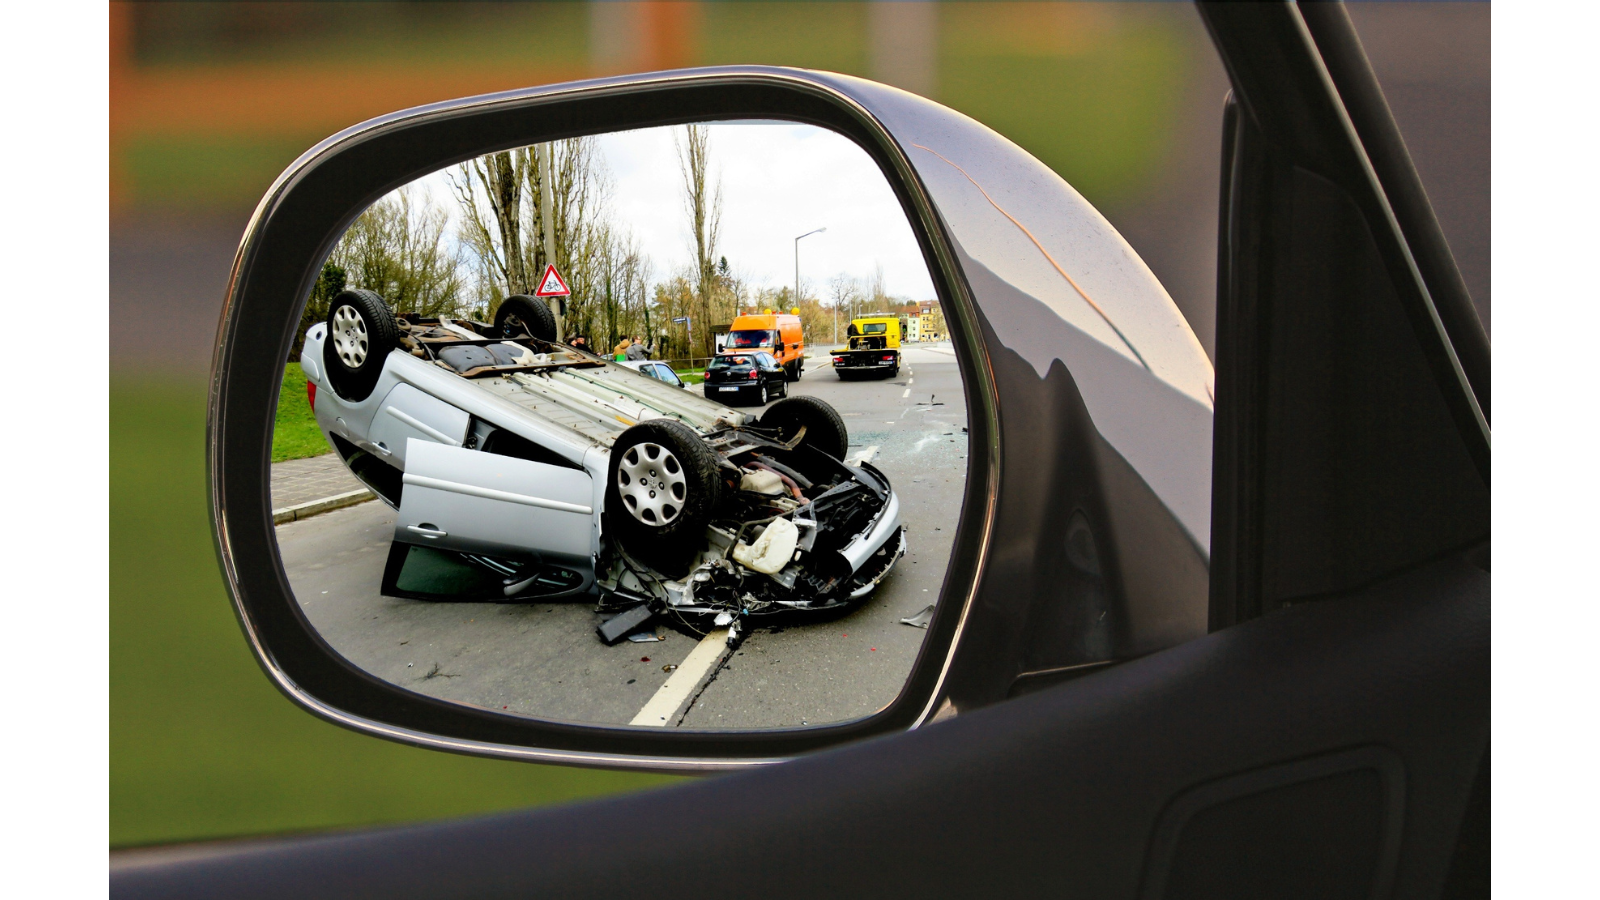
597 603 654 645
900 605 935 628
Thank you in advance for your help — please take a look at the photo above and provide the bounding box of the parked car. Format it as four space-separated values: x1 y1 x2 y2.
725 311 806 380
616 358 687 388
302 291 902 635
702 351 789 406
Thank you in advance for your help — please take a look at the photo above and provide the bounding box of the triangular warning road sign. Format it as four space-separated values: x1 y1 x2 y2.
534 264 571 297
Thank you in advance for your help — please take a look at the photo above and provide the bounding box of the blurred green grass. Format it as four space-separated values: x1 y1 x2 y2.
273 363 330 462
111 378 680 847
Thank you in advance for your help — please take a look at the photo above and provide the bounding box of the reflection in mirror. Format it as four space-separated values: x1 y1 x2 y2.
274 121 967 729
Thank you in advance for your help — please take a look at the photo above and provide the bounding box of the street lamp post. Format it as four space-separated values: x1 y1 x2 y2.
794 226 826 329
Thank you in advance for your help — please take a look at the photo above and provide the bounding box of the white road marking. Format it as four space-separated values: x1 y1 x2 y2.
630 627 733 727
845 445 879 465
908 377 914 384
902 388 911 398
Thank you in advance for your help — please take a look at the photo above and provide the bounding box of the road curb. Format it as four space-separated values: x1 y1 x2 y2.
272 488 375 525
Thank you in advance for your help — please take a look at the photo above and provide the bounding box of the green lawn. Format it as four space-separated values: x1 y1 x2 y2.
112 378 680 847
674 369 705 385
273 362 332 462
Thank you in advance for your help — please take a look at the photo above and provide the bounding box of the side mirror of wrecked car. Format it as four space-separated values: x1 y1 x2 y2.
212 66 1213 770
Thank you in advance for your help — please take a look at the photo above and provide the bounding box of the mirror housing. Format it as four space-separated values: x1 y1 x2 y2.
212 67 1212 769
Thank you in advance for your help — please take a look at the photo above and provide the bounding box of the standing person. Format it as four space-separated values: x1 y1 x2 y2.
625 335 649 361
612 336 631 361
569 335 590 355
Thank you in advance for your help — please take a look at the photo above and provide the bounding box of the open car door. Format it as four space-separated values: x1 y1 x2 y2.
386 439 596 599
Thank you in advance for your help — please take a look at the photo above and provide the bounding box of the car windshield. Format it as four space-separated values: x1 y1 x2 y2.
726 329 776 348
862 323 887 334
709 355 752 368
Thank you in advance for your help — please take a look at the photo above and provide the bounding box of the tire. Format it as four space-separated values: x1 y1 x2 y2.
757 383 770 405
836 369 854 382
886 366 900 379
494 294 557 341
761 395 850 461
783 360 799 382
604 419 723 572
322 289 398 402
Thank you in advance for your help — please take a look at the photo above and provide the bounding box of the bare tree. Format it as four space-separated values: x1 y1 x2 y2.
676 124 723 356
867 263 890 316
450 138 611 326
330 186 465 318
828 273 862 344
450 150 531 299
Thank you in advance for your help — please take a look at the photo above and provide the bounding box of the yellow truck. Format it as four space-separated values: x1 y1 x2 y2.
829 313 907 380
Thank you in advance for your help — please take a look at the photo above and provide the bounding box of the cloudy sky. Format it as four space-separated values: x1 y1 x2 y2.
410 121 937 305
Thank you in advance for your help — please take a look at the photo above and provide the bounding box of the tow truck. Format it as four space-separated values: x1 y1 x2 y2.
829 313 906 380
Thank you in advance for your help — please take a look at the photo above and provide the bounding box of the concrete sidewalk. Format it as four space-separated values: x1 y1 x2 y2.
271 453 372 523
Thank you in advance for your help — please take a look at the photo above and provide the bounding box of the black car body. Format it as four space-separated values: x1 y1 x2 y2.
703 352 789 407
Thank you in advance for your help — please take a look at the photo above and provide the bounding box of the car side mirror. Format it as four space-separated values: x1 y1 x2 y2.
212 66 1212 770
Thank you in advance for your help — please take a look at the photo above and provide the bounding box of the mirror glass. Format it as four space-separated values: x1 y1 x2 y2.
274 121 967 729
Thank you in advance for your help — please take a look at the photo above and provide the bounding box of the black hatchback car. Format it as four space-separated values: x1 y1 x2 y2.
703 351 789 407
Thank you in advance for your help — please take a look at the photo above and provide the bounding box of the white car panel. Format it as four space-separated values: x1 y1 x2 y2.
366 383 471 466
397 438 595 568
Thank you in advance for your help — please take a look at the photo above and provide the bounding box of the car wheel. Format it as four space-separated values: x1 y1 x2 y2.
758 383 769 405
604 419 723 573
761 395 850 461
322 288 398 402
494 294 557 341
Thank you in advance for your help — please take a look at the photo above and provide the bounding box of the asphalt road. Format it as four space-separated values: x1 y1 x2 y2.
278 343 968 729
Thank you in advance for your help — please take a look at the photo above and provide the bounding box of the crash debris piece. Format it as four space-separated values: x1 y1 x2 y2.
597 603 654 645
900 604 935 629
732 517 800 575
626 632 663 643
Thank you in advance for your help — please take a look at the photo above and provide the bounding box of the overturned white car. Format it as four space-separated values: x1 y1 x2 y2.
299 289 904 642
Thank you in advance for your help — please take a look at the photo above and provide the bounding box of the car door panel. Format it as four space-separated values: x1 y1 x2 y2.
365 382 471 467
395 439 594 568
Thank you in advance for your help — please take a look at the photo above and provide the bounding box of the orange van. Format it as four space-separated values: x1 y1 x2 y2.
723 311 805 380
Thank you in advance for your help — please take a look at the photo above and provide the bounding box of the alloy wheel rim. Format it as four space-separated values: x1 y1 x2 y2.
331 305 369 369
617 442 687 525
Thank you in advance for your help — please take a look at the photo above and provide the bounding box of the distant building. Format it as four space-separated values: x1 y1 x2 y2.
917 301 946 342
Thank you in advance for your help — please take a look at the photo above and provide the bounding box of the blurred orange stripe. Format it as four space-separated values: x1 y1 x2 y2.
106 1 701 209
116 63 587 138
